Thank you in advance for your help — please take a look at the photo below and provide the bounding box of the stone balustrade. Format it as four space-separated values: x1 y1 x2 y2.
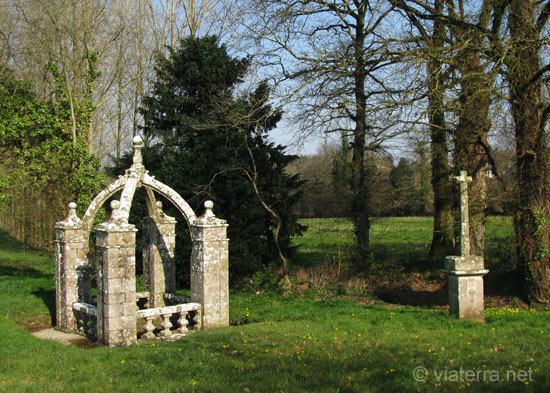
137 303 202 340
72 297 201 343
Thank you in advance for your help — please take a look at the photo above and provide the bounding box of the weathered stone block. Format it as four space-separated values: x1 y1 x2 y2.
445 255 485 271
448 275 485 322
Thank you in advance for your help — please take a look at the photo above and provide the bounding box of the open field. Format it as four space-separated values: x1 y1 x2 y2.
288 217 519 306
1 219 549 393
292 216 514 271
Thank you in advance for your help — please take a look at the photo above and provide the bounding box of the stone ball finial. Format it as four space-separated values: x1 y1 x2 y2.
65 202 81 225
110 200 120 210
204 200 215 218
133 135 144 147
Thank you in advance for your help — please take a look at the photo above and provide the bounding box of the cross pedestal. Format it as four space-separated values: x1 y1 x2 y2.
442 171 488 322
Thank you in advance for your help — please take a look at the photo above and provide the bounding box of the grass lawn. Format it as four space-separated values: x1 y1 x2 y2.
1 219 549 393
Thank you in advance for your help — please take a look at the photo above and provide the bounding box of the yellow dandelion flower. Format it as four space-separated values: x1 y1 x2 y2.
120 360 125 364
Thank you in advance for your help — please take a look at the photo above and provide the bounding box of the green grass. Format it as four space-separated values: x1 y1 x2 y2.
292 216 515 271
0 231 55 327
1 220 549 393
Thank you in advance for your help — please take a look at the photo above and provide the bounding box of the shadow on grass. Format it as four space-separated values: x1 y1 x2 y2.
32 288 56 326
0 230 41 252
374 284 448 307
290 251 327 269
0 265 52 279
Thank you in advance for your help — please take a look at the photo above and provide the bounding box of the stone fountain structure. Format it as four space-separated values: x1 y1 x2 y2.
55 136 229 346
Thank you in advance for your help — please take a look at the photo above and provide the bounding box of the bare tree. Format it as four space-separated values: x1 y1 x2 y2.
247 0 409 267
0 0 243 162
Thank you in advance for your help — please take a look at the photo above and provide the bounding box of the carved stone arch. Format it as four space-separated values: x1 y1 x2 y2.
81 174 197 240
81 176 127 234
141 173 197 229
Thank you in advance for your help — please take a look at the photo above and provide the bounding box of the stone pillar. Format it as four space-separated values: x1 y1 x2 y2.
443 256 488 322
142 208 177 307
443 171 489 322
55 202 88 332
190 201 229 329
95 209 138 346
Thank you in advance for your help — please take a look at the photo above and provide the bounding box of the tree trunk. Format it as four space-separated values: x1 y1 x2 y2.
428 0 454 259
507 0 550 302
453 35 492 257
351 4 371 265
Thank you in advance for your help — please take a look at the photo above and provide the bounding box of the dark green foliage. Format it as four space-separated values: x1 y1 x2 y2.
0 67 104 238
116 36 303 283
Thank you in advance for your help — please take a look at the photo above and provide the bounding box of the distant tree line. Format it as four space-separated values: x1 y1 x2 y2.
288 141 516 219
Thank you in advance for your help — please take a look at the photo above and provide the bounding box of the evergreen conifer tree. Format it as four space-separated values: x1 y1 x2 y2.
136 36 303 282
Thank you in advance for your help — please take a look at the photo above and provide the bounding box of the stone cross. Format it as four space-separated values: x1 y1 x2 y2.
453 170 472 257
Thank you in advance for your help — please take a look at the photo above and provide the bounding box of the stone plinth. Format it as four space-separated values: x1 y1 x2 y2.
190 201 229 329
95 222 138 346
55 203 89 332
443 256 489 322
142 214 177 307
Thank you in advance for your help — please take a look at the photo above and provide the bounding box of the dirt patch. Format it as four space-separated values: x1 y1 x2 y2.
289 263 530 309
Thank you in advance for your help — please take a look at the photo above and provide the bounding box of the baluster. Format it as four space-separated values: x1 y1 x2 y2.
192 309 202 330
142 316 156 339
176 312 189 333
76 311 84 334
160 313 173 337
87 316 97 341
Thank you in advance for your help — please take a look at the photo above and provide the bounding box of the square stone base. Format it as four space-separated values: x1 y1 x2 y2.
447 274 485 322
444 256 488 322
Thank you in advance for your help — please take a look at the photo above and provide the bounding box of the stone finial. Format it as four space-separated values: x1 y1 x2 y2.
65 202 82 226
155 200 166 220
132 135 144 169
204 200 215 218
108 200 122 223
193 200 226 227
